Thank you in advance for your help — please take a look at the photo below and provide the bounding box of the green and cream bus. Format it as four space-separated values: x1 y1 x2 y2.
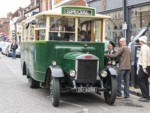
21 6 118 107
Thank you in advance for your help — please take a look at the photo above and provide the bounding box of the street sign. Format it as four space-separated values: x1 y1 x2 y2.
122 22 127 30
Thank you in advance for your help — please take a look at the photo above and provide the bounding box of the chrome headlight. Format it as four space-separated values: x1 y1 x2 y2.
69 70 76 77
100 70 108 78
52 61 56 66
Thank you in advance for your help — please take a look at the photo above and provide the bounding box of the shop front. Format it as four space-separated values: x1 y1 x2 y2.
86 0 150 87
86 0 150 44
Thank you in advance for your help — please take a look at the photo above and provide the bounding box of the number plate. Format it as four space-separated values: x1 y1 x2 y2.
77 87 97 93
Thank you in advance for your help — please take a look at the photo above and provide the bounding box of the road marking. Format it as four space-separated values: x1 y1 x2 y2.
99 106 108 111
61 100 85 108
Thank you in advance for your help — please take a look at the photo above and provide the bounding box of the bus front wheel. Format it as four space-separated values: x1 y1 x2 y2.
51 77 60 107
104 75 117 105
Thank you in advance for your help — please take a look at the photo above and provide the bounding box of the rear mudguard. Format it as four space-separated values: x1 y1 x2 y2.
106 66 120 76
49 66 64 78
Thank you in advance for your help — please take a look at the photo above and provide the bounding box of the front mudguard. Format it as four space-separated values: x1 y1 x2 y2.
49 66 64 78
105 66 120 76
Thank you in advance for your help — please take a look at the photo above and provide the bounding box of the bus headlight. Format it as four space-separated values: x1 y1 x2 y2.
100 71 108 78
70 70 76 77
52 61 56 66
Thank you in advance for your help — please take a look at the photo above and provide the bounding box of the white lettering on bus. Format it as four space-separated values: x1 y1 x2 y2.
65 9 91 15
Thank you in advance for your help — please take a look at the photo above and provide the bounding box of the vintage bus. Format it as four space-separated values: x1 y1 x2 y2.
21 6 118 107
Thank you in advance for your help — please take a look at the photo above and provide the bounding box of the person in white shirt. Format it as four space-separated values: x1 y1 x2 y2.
138 36 150 102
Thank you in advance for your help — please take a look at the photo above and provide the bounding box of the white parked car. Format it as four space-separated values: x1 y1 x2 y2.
0 41 2 51
1 42 11 55
6 44 21 57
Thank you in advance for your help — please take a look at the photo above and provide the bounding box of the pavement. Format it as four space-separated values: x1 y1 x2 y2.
129 86 142 97
121 84 142 97
125 78 150 97
114 45 146 97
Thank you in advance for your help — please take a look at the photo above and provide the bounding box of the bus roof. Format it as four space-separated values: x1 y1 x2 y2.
35 6 111 19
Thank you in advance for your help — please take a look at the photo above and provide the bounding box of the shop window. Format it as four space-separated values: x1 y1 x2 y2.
135 10 138 16
148 22 150 27
133 23 137 29
114 25 118 30
119 25 122 30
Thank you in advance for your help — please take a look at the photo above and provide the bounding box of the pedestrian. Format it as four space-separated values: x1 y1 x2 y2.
138 36 150 102
105 38 131 99
105 41 118 66
11 40 18 59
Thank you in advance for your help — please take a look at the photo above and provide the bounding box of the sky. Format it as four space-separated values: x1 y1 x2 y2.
0 0 30 17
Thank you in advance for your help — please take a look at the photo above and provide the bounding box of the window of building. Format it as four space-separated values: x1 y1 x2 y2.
131 5 150 36
105 10 123 45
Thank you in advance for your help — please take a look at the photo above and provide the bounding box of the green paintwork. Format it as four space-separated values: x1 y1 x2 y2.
63 52 84 73
21 41 104 82
64 52 84 60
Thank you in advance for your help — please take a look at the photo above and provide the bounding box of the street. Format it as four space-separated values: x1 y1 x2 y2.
0 54 150 113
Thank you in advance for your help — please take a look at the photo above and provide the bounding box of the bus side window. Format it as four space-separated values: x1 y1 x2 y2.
64 33 75 41
49 32 60 40
35 30 39 40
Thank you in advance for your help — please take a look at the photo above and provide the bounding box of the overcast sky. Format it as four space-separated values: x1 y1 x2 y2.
0 0 30 17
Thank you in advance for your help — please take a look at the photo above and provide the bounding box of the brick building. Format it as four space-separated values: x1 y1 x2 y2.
0 18 10 41
40 0 86 12
9 0 86 41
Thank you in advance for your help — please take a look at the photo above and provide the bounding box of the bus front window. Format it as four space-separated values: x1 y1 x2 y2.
78 18 103 42
49 17 75 41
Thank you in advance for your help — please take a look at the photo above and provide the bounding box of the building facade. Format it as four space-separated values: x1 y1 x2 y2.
9 0 40 42
40 0 52 11
86 0 150 44
52 0 86 9
25 0 40 18
0 18 10 41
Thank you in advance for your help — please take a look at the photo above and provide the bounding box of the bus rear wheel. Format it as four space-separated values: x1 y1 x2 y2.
28 77 40 88
51 78 60 107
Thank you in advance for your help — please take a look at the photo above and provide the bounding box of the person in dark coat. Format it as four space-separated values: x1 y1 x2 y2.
11 40 18 59
105 41 118 66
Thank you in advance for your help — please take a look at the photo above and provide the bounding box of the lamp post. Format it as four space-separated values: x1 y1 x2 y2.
122 0 130 44
122 22 127 39
123 0 127 39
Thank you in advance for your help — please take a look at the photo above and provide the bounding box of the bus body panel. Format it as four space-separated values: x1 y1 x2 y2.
21 41 104 82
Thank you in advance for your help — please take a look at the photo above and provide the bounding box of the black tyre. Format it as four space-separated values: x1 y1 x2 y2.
6 52 10 57
51 78 60 107
104 76 117 105
23 63 26 75
28 77 40 88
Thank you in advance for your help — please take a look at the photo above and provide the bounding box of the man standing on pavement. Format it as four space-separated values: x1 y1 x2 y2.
11 39 18 59
138 36 150 102
105 38 131 99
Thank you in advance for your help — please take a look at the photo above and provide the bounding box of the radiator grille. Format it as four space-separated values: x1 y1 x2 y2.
77 60 98 83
